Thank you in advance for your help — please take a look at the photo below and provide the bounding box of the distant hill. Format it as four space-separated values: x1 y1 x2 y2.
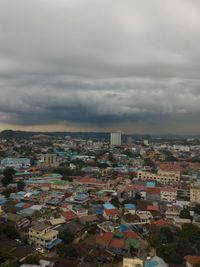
0 130 198 141
0 130 111 140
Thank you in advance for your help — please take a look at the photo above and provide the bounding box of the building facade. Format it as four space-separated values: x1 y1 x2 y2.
28 223 59 249
190 184 200 203
110 130 122 146
137 170 180 183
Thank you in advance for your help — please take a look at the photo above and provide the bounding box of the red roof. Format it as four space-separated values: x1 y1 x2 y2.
104 208 118 216
147 205 159 211
124 231 139 240
62 211 76 220
185 255 200 265
153 219 171 227
22 204 33 209
62 204 69 208
146 187 160 194
128 185 146 191
160 187 176 193
79 177 106 185
109 238 125 249
101 232 113 242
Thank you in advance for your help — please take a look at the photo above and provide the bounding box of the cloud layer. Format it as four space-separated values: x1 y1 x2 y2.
0 0 200 133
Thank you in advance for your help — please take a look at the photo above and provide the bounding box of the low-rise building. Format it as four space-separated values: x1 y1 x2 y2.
28 222 61 250
160 187 177 202
190 184 200 203
137 170 180 183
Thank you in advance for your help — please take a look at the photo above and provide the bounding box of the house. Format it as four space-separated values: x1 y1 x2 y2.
146 187 160 201
103 208 118 220
185 255 200 267
165 204 181 220
144 256 168 267
62 210 77 221
28 222 61 250
2 213 30 229
160 187 177 202
124 203 136 215
123 257 143 267
79 214 99 225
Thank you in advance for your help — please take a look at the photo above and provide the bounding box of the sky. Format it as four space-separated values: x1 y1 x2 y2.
0 0 200 134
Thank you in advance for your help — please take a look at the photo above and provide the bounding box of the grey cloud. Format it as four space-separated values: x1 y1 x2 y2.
0 0 200 133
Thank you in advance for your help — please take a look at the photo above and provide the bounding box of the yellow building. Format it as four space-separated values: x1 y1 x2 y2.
190 185 200 203
137 170 180 183
123 257 143 267
39 154 60 168
28 223 59 249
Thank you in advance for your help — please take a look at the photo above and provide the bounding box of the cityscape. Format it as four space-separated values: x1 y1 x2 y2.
1 0 200 267
1 131 200 266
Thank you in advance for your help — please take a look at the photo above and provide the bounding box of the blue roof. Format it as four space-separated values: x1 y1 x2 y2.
17 191 26 195
120 224 130 232
103 203 115 209
146 181 156 187
15 202 26 208
74 193 89 201
19 208 34 216
124 203 135 210
45 238 62 250
0 199 6 205
9 194 22 200
144 261 158 267
96 210 103 215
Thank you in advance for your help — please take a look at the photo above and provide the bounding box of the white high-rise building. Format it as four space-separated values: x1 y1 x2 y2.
110 130 122 146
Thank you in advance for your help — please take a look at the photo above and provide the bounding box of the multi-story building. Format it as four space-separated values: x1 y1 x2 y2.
165 204 181 220
28 223 60 249
190 184 200 203
110 130 121 146
39 154 60 168
1 157 31 169
160 187 177 202
137 170 180 183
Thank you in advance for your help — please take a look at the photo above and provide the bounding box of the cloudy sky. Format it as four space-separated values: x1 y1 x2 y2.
0 0 200 134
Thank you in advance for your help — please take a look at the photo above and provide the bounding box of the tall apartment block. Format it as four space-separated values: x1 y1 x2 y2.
110 130 122 146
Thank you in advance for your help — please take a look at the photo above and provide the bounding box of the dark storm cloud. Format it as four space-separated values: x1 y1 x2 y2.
0 0 200 133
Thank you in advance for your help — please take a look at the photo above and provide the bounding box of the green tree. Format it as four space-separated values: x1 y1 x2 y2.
181 223 200 243
17 181 25 191
64 245 79 259
0 249 12 262
56 244 79 259
2 167 16 186
1 188 12 198
86 224 97 234
160 227 174 243
24 255 39 265
180 207 192 220
56 243 66 256
135 191 142 200
149 233 167 248
58 228 75 244
194 204 200 215
110 196 120 208
3 225 19 239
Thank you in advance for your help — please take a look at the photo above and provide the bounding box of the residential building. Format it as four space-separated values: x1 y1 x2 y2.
160 187 177 202
1 157 31 169
190 184 200 203
185 255 200 267
137 170 180 183
39 154 60 168
123 257 143 267
28 223 61 249
110 130 121 146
